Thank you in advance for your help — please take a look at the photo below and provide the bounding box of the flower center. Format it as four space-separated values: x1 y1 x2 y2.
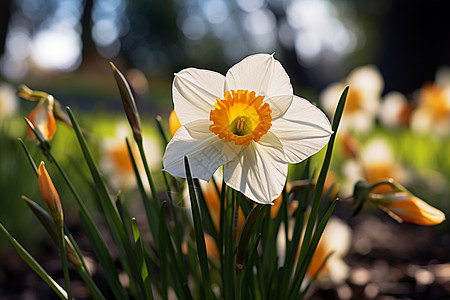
209 90 272 146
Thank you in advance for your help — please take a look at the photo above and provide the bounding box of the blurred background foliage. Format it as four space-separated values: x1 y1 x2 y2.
0 0 450 284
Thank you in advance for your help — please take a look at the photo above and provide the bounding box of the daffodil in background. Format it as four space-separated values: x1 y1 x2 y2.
99 124 162 190
163 53 332 204
378 91 413 129
0 83 18 121
410 67 450 135
320 65 384 134
277 216 352 284
341 138 408 196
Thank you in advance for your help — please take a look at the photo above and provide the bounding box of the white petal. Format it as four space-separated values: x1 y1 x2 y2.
271 95 332 164
173 68 225 125
224 132 288 204
224 53 293 98
266 95 293 120
163 119 241 181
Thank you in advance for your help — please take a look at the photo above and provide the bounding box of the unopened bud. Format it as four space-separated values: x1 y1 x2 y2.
37 162 63 228
110 62 143 144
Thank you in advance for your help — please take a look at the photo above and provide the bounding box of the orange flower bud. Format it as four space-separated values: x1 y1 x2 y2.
169 110 181 136
369 192 446 226
38 162 63 227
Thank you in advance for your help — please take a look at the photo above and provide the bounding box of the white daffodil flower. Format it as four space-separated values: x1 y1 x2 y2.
163 53 332 204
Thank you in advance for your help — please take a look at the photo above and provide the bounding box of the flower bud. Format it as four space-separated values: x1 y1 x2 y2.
368 191 446 226
110 62 143 144
27 96 56 142
38 161 63 228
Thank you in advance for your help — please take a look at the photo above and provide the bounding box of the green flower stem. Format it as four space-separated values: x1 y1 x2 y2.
131 218 155 300
58 224 72 300
137 141 160 208
77 265 106 300
125 138 159 249
0 223 69 300
66 107 143 299
22 196 105 300
294 87 347 287
368 179 401 192
288 199 338 300
184 157 214 300
18 138 38 176
45 150 128 300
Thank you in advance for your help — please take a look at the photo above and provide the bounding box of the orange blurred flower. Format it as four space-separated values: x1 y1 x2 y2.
306 217 351 283
38 161 63 227
277 217 352 284
410 67 450 135
99 124 161 190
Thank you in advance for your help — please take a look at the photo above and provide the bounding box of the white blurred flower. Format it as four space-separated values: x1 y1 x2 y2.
410 67 450 135
277 217 352 284
100 124 162 190
341 138 407 196
320 65 384 133
379 91 411 128
0 83 18 119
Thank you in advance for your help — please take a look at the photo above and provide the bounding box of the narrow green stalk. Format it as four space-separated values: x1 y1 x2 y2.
155 115 169 146
66 107 143 298
137 141 160 208
22 196 105 300
184 156 214 300
0 223 68 300
288 199 339 299
77 266 106 300
58 225 72 299
131 218 155 300
294 87 347 286
125 138 159 249
18 138 38 176
236 204 261 275
158 203 169 300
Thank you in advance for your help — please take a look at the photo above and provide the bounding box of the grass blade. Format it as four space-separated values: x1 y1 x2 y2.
66 107 144 298
125 138 159 249
158 203 169 300
184 156 214 300
294 87 347 291
0 223 68 299
131 218 155 300
288 199 339 299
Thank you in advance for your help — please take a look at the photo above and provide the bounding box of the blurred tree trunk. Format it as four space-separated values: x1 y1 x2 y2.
0 0 12 58
80 0 95 63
